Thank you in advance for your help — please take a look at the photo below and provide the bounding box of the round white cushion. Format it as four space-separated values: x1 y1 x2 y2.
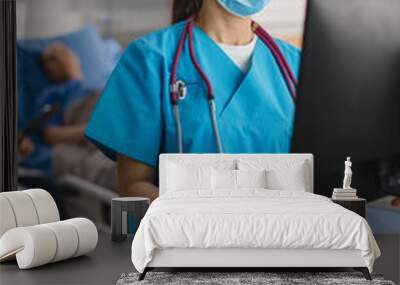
65 218 98 257
0 196 17 237
0 191 39 227
23 189 59 224
0 189 60 238
42 221 79 262
0 226 57 268
0 218 98 269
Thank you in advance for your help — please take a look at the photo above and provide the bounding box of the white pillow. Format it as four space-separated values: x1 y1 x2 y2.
236 169 267 189
167 162 212 191
212 169 236 190
266 162 307 191
212 169 268 190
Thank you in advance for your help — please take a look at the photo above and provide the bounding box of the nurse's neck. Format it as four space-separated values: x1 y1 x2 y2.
196 0 254 46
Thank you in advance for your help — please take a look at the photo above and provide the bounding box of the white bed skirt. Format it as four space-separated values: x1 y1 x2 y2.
148 248 366 268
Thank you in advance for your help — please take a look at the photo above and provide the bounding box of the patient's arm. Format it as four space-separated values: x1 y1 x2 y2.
117 154 159 201
43 124 86 145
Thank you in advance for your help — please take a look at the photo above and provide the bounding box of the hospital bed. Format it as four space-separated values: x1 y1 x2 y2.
132 154 380 281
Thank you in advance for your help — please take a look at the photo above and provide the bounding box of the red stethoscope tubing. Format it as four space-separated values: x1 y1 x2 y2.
170 21 190 104
187 21 215 100
252 22 298 98
169 16 298 153
170 17 297 105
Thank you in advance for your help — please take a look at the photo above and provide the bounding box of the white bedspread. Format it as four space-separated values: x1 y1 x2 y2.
131 190 380 273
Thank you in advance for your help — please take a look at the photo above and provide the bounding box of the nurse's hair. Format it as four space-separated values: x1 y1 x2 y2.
172 0 203 24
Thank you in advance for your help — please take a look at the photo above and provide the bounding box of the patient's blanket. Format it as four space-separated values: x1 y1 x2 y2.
52 92 117 191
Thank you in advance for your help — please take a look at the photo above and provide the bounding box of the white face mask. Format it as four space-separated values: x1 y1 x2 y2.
217 0 271 18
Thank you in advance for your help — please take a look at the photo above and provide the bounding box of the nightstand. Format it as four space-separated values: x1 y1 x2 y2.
331 198 366 218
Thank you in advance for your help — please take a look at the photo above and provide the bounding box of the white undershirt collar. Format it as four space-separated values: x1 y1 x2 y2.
217 36 258 73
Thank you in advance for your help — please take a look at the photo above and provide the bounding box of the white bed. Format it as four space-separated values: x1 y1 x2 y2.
131 154 380 280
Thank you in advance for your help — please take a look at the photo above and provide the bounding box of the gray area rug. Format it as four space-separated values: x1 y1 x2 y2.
117 272 396 285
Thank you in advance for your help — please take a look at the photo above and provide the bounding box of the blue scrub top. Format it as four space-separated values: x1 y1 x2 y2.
85 20 301 168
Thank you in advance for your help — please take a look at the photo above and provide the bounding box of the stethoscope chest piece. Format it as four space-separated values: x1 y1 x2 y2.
176 80 187 100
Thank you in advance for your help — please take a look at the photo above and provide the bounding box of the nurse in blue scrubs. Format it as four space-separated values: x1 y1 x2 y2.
85 0 301 200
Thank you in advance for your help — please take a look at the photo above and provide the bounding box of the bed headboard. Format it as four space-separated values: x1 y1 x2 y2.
159 154 314 195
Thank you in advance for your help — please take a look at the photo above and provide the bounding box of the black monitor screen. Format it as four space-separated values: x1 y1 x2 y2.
292 0 400 198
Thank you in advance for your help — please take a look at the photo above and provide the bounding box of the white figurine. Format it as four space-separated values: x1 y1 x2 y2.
343 157 353 189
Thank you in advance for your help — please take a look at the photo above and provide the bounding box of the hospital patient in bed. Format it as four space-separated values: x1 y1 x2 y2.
18 43 117 191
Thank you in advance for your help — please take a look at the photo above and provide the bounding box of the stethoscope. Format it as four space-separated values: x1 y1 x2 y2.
170 16 298 153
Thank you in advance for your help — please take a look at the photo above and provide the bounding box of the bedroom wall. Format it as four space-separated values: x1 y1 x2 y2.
17 0 306 47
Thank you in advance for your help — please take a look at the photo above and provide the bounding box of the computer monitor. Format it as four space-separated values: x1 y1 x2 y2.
292 0 400 198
